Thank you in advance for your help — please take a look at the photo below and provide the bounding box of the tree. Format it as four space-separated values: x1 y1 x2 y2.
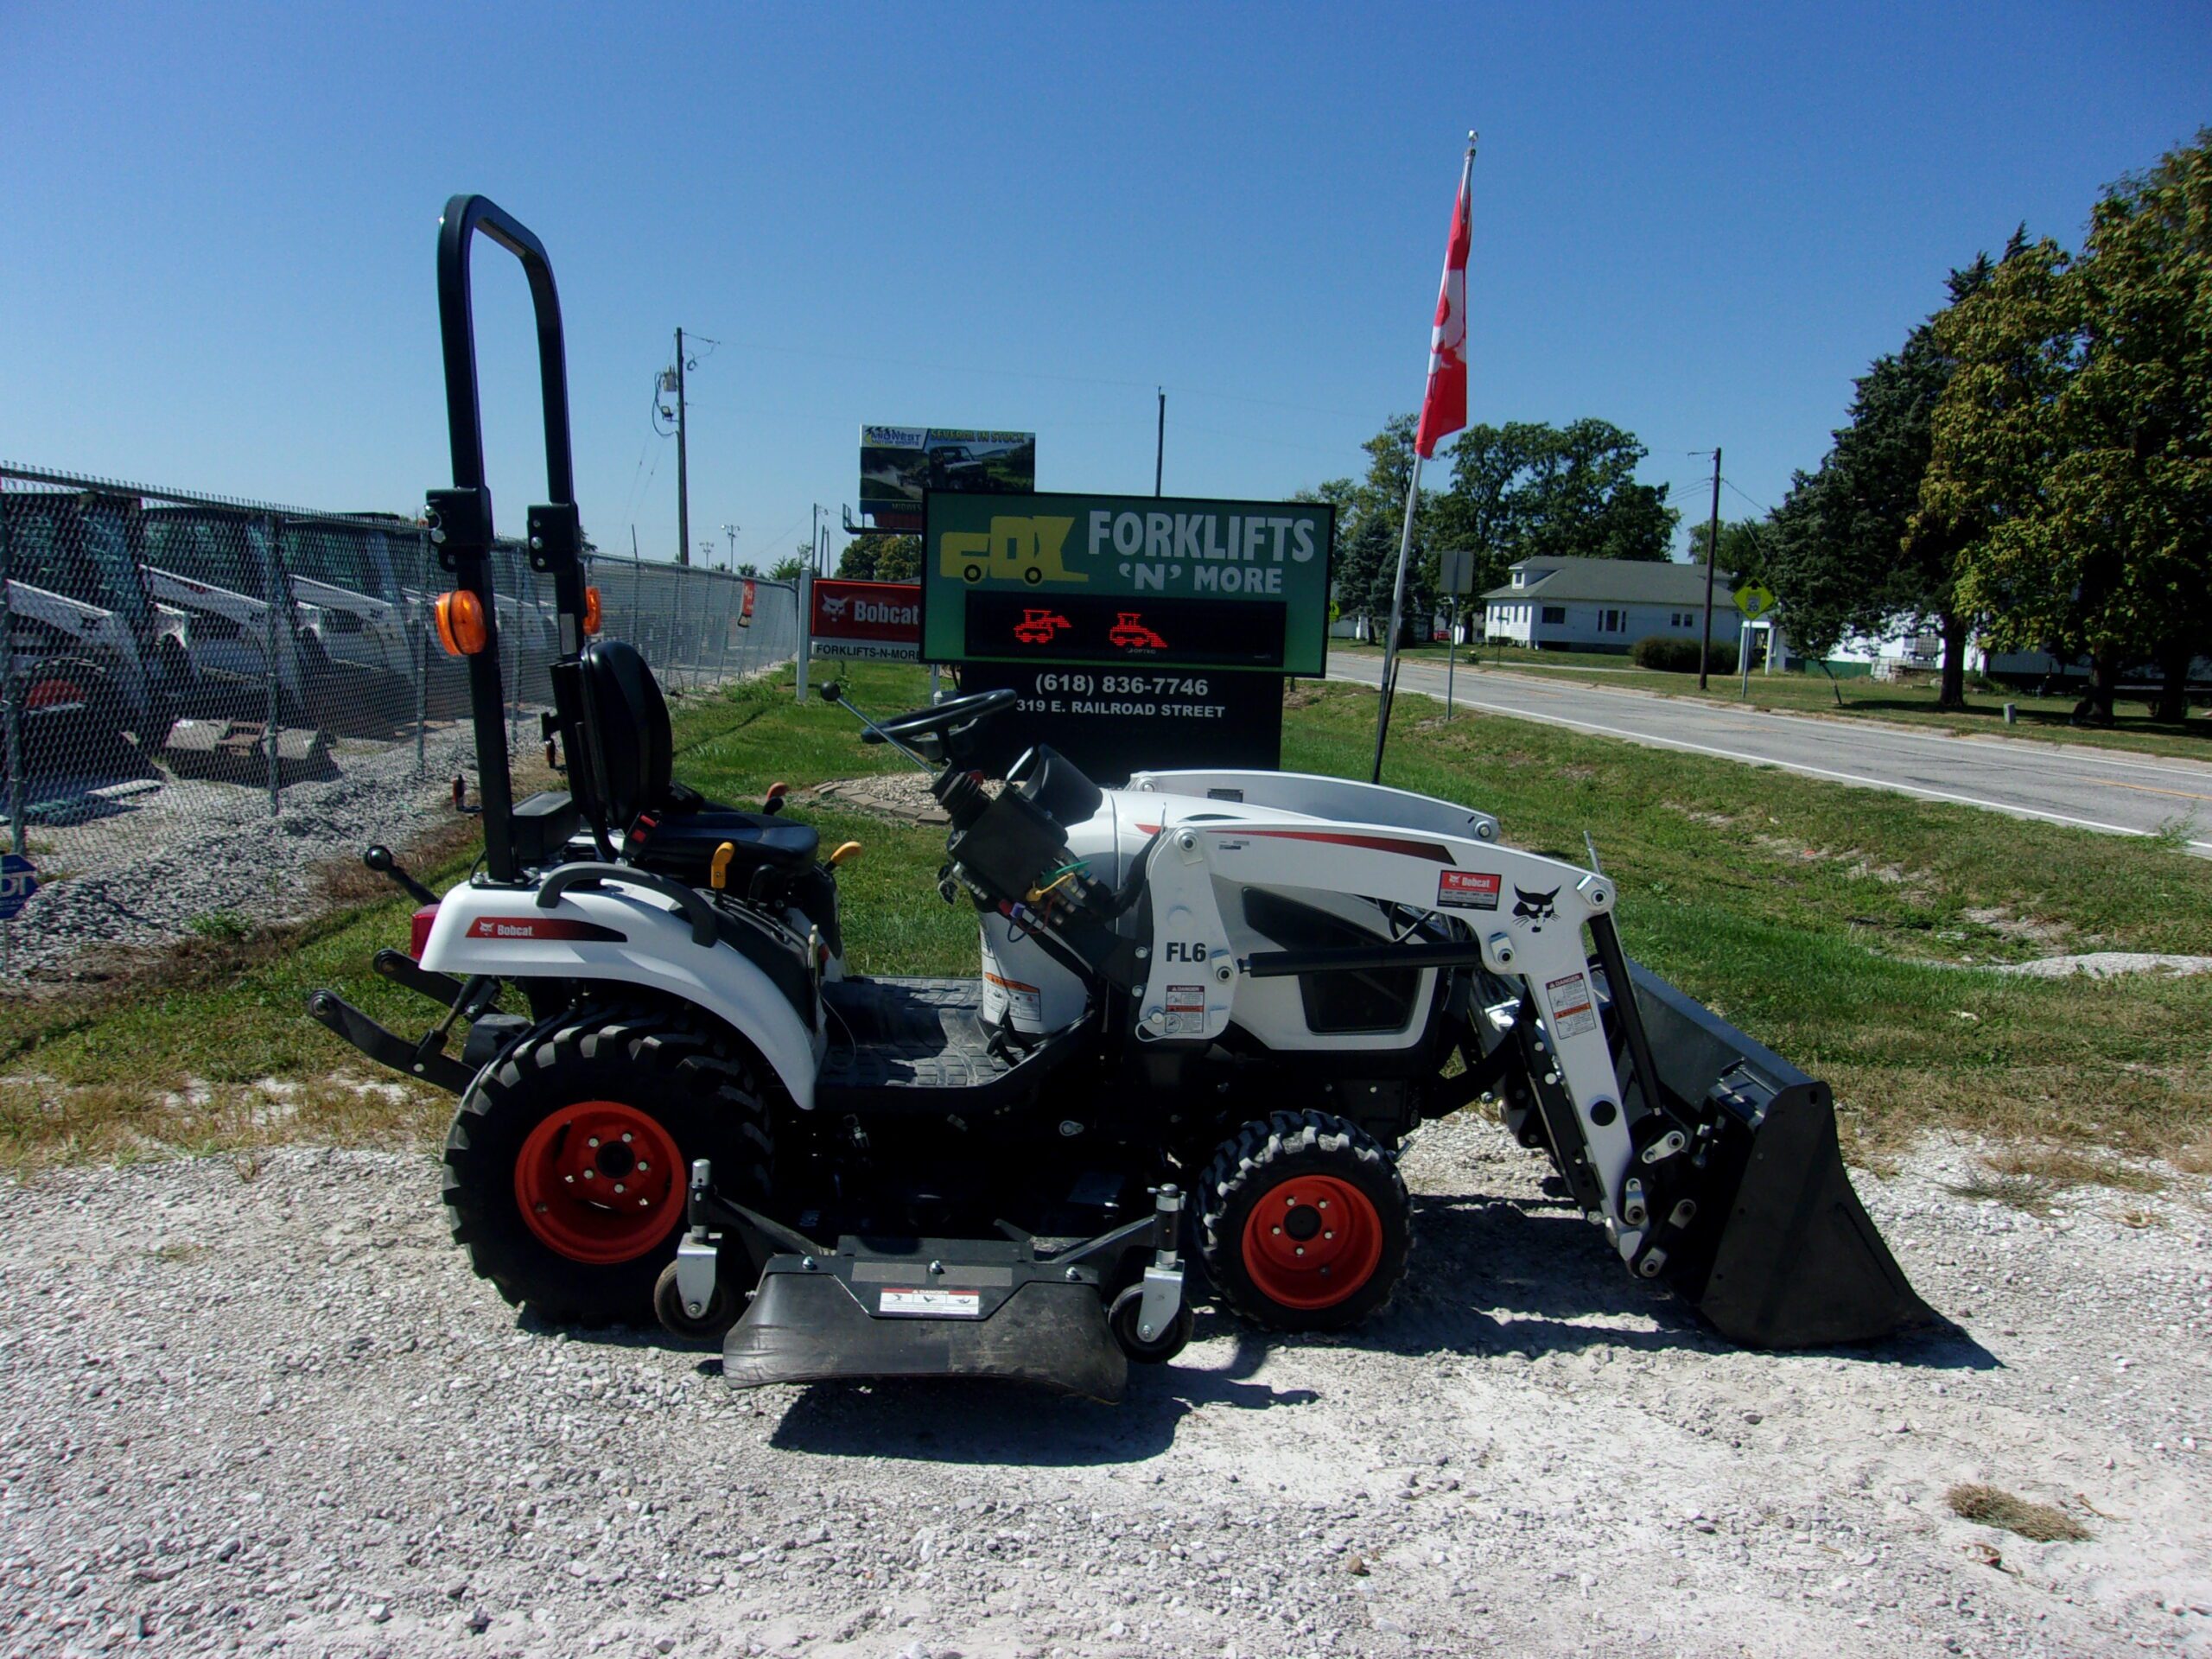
1309 416 1438 644
1509 419 1678 563
1919 238 2096 709
1427 419 1678 601
1681 517 1769 586
834 534 920 582
1767 252 1998 705
1313 414 1677 644
1427 421 1552 597
1930 137 2212 726
2061 130 2212 722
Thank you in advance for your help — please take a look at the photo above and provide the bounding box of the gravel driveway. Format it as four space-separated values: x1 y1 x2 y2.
3 1113 2208 1658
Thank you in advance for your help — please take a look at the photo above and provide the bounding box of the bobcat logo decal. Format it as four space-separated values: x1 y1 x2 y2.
1512 886 1560 931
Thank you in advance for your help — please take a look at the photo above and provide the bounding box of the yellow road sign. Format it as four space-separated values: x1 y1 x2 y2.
1732 582 1777 620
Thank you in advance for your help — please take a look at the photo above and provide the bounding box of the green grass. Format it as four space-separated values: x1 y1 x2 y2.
1338 642 2212 761
4 659 2209 1177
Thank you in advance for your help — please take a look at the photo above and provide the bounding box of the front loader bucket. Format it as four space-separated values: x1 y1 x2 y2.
1625 964 1936 1348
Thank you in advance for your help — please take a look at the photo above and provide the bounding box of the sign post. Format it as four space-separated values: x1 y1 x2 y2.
921 491 1334 780
795 567 811 703
1732 582 1777 701
1438 548 1478 721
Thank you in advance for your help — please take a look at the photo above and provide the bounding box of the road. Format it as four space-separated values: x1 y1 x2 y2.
1332 655 2212 855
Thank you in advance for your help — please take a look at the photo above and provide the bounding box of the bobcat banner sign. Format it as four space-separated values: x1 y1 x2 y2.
920 492 1334 676
810 578 920 662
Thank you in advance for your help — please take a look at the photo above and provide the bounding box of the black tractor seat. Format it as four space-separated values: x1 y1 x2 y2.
564 638 838 949
623 809 819 887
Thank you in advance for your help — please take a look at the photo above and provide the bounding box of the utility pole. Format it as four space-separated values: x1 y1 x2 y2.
721 523 740 567
1698 447 1721 690
1154 388 1166 497
668 327 685 570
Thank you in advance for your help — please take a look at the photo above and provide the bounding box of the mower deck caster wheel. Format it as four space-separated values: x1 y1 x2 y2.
1108 1283 1193 1364
653 1259 736 1343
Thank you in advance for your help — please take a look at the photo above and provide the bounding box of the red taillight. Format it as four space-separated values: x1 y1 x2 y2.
26 678 87 710
410 903 440 959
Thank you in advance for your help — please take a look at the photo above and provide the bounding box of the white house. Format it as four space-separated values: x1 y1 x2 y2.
1480 557 1738 654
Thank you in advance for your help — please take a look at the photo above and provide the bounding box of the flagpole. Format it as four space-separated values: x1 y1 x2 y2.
1370 132 1477 786
1368 452 1426 784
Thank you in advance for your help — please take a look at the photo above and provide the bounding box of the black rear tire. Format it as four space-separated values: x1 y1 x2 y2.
1198 1109 1413 1333
442 1002 772 1326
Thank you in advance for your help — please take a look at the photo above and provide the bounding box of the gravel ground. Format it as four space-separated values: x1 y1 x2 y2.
3 1112 2209 1658
3 725 479 982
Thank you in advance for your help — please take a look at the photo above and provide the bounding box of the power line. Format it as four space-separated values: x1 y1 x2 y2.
1721 477 1777 518
711 336 1384 423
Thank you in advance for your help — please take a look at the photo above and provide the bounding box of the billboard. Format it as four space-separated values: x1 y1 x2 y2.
861 427 1036 532
920 492 1334 676
810 577 920 662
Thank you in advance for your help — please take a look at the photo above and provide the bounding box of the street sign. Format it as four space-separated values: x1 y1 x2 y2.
1733 582 1777 620
0 854 38 923
1438 548 1478 595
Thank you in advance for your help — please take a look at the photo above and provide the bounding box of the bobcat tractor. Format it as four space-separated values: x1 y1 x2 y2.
309 196 1930 1401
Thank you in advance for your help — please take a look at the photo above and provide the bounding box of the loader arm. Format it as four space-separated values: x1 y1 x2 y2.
1130 818 1679 1272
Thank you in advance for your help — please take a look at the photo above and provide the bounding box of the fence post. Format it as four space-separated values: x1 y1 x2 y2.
264 515 283 816
0 471 28 856
414 533 429 775
795 569 811 702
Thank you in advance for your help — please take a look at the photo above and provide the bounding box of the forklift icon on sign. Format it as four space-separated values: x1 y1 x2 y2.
940 516 1084 586
1012 609 1072 645
1109 613 1168 652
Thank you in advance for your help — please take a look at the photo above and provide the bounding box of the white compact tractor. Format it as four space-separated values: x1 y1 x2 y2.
310 197 1929 1400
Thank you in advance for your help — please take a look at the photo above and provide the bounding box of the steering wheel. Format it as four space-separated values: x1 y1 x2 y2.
863 686 1018 747
820 683 1017 764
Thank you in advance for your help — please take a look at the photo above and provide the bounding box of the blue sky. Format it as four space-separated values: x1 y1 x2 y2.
3 3 2205 569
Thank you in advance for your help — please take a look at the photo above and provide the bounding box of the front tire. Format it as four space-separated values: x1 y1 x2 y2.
442 1003 772 1325
1198 1110 1412 1332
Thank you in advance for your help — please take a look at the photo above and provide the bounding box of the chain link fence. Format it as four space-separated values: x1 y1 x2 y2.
0 463 798 981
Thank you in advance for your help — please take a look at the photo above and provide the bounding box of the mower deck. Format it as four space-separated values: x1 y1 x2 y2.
721 1235 1129 1402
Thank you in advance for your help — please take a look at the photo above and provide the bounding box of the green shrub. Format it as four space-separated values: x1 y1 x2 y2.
1632 635 1735 675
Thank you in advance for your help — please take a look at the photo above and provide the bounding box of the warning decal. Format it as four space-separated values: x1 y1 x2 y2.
1545 971 1598 1039
1436 869 1501 911
982 970 1042 1025
879 1287 982 1318
1166 983 1206 1014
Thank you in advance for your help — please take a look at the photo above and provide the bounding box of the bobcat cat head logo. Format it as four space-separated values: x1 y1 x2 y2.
1512 886 1560 931
820 595 849 620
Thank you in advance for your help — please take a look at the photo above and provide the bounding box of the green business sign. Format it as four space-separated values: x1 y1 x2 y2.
921 492 1335 675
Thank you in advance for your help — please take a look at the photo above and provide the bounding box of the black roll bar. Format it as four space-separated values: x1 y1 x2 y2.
426 194 602 881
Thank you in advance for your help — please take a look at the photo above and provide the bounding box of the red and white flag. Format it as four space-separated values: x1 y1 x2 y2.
1414 143 1475 459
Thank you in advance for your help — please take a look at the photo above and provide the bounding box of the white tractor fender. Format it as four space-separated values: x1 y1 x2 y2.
420 881 823 1110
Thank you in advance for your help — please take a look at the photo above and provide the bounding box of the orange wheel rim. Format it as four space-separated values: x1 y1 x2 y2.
1239 1173 1383 1310
513 1101 683 1265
